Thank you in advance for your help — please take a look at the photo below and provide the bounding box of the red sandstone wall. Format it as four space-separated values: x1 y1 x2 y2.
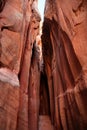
0 0 87 130
42 0 87 130
0 0 41 130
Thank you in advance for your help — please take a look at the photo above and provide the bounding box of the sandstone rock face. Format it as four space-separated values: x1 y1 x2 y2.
0 0 41 130
42 0 87 130
0 82 19 130
0 0 87 130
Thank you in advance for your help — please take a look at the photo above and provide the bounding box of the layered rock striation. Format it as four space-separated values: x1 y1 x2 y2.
42 0 87 130
0 0 41 130
0 0 87 130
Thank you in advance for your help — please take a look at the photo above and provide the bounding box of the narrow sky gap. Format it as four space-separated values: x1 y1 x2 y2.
38 0 46 21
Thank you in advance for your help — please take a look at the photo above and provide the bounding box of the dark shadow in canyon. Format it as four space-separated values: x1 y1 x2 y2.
39 72 51 116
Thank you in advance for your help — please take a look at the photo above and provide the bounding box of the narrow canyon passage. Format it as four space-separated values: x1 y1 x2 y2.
39 72 54 130
39 72 50 116
0 0 87 130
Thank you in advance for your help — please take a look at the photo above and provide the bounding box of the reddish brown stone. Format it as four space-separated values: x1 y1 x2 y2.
42 0 87 130
0 0 87 130
0 0 41 130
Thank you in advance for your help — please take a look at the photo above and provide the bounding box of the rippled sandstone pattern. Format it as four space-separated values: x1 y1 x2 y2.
0 0 41 130
42 0 87 130
0 0 87 130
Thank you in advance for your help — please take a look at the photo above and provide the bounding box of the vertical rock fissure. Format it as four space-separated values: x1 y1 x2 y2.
39 72 51 116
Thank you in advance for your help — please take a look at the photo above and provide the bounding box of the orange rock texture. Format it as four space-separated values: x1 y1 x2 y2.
0 0 87 130
42 0 87 130
0 0 41 130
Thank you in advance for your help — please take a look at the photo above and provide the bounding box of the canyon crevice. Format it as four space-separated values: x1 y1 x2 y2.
0 0 87 130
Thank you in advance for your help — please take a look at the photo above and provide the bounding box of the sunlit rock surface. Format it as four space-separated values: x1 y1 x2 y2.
0 68 19 86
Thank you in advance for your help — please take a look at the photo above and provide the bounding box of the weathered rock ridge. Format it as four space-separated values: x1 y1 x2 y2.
42 0 87 130
0 0 87 130
0 0 41 130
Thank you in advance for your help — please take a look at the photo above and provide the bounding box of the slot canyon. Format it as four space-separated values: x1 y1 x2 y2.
0 0 87 130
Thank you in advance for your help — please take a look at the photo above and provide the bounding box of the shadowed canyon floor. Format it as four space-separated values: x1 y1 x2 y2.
39 116 54 130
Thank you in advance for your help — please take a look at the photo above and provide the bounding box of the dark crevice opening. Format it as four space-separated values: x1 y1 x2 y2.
39 71 51 116
0 0 6 12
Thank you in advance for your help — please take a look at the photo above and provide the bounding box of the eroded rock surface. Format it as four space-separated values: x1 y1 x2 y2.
0 0 87 130
42 0 87 130
0 0 41 130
